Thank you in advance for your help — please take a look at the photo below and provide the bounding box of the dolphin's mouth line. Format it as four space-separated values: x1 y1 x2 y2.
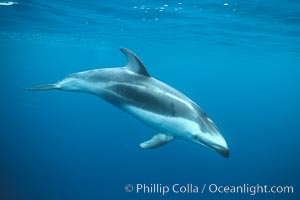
209 144 230 158
192 137 229 158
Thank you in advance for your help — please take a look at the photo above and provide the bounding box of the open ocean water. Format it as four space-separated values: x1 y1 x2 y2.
0 0 299 200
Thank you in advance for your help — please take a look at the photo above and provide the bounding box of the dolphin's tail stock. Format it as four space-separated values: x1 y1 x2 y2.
25 84 59 91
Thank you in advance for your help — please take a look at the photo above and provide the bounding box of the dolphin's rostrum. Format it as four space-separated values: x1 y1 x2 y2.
27 48 230 157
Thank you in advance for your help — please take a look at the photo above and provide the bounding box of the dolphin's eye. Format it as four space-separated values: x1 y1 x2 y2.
191 133 199 139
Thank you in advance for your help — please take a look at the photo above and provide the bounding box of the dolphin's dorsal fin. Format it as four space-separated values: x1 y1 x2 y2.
120 48 150 77
140 133 174 149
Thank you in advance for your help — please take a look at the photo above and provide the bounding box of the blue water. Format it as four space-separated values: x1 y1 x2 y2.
0 0 299 200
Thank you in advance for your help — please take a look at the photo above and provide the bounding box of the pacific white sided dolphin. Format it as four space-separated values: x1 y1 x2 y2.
26 48 230 157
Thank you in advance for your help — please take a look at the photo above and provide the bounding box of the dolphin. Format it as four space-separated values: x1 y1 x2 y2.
26 48 230 157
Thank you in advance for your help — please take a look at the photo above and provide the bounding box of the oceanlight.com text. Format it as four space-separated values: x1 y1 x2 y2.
207 183 294 195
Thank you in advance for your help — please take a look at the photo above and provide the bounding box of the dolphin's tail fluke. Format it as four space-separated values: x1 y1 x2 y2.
25 84 59 91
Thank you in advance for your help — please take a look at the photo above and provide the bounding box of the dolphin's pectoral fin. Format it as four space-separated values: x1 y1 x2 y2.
120 48 151 77
140 133 174 149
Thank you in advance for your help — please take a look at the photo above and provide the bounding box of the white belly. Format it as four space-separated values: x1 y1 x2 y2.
124 105 199 138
